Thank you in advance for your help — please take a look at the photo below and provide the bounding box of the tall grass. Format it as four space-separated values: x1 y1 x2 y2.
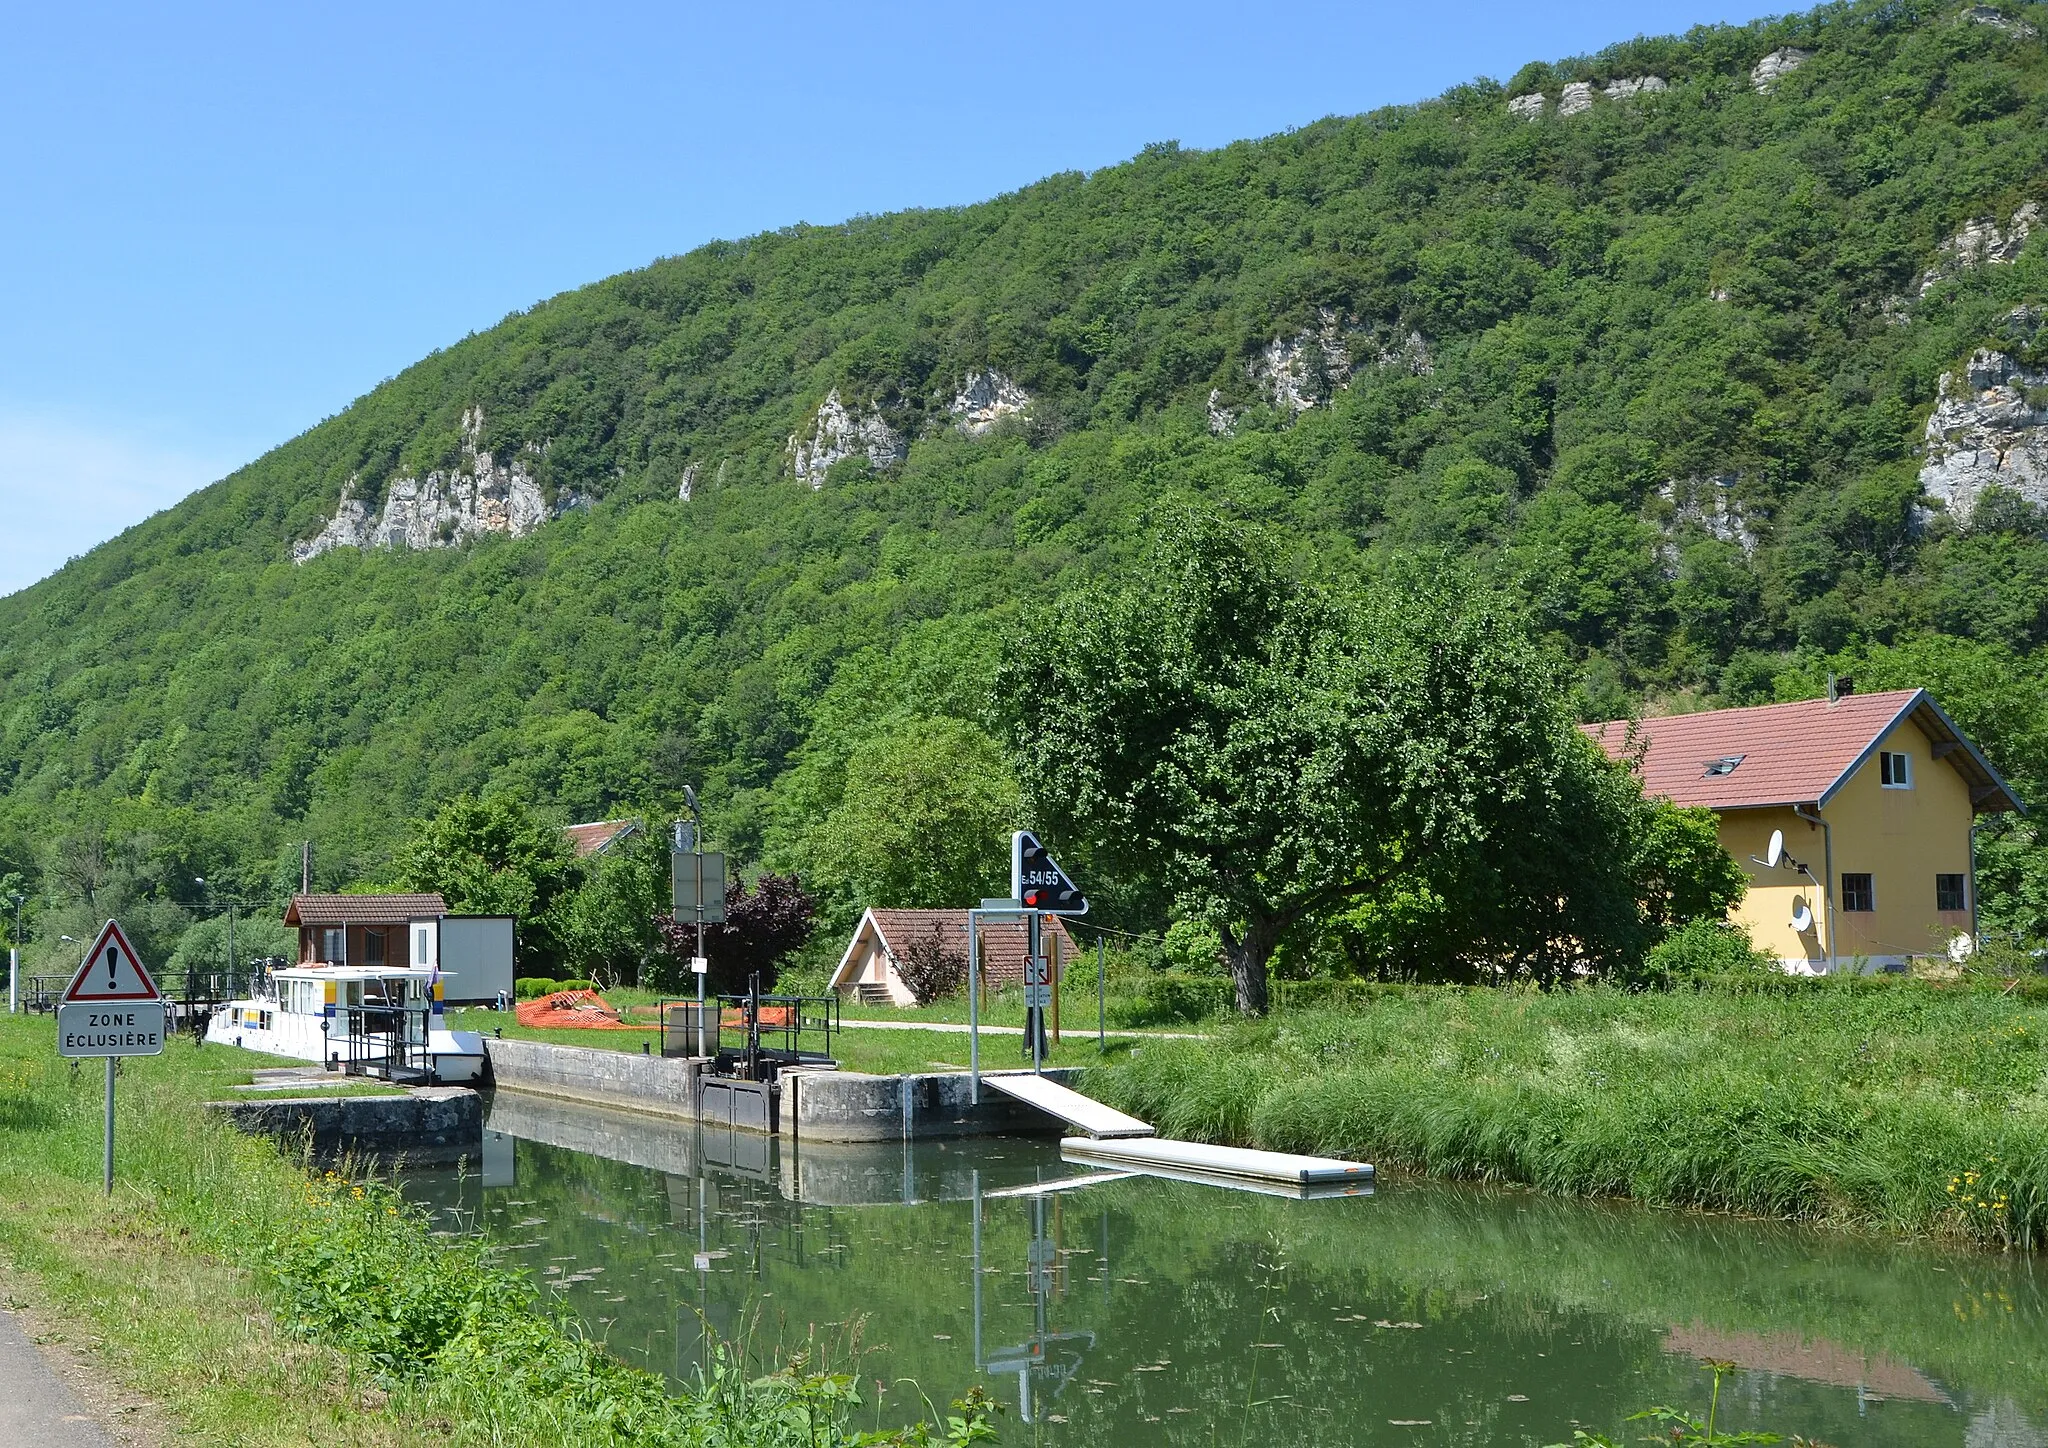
1089 980 2048 1248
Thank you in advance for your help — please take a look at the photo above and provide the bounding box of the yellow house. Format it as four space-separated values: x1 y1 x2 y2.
1587 689 2023 972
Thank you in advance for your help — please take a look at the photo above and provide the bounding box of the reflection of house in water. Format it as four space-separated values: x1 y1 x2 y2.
1664 1323 1948 1403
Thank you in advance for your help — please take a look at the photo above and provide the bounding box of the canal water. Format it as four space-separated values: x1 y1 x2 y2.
403 1092 2047 1446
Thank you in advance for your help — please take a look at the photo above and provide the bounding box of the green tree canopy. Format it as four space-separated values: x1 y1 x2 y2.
997 508 1744 1009
806 718 1020 911
390 795 576 970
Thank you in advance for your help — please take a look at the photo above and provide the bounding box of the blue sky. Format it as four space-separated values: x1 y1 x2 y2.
0 0 1781 598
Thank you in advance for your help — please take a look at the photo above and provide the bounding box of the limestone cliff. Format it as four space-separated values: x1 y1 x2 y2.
1752 47 1812 92
1658 474 1760 558
1508 75 1664 118
1917 202 2039 295
294 407 550 563
787 389 907 488
1920 321 2048 523
949 370 1031 434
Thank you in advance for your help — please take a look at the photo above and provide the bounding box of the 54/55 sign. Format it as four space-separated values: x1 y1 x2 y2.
57 920 165 1058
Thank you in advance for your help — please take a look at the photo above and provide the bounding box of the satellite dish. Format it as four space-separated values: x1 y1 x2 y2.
1766 830 1784 869
1790 901 1814 934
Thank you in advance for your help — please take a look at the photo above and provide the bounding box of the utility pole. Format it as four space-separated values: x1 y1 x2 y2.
301 842 310 896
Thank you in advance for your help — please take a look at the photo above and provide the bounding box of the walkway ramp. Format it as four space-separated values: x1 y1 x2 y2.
982 1073 1155 1138
1062 1136 1373 1194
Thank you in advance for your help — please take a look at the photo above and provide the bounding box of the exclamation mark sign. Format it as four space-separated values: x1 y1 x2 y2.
107 946 119 991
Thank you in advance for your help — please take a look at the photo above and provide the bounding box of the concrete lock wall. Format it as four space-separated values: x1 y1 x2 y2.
484 1037 703 1118
782 1067 1082 1142
206 1087 483 1162
484 1036 1084 1142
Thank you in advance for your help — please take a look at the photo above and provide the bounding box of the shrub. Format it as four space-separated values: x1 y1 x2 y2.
895 935 966 1005
1641 918 1774 985
513 977 561 999
554 978 594 993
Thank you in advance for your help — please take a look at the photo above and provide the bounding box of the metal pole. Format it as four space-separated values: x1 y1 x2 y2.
103 1057 115 1195
1028 911 1043 1074
968 911 980 1104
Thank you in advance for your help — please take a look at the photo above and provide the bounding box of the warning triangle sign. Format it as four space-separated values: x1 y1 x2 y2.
62 920 161 1003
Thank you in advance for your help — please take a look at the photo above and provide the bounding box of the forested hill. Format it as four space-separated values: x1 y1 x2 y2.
6 0 2048 956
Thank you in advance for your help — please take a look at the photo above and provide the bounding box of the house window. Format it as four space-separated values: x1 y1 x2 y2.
414 926 431 966
320 927 344 962
364 928 386 965
1879 751 1912 788
1936 873 1968 912
1842 873 1875 912
1703 754 1746 777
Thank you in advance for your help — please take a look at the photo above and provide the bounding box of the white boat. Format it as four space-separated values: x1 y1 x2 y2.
205 964 488 1083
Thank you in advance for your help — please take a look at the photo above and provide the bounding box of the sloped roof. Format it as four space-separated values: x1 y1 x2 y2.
830 909 1079 989
284 893 448 926
564 818 642 858
1583 689 2021 813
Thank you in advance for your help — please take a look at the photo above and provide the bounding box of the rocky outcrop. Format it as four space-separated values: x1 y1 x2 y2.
1509 76 1664 119
1250 309 1352 414
948 369 1030 435
1960 5 2038 37
1751 47 1812 93
1917 203 2039 295
1920 329 2048 524
788 389 907 488
294 407 550 563
1603 75 1668 101
1659 474 1760 554
1232 315 1431 426
1366 328 1434 376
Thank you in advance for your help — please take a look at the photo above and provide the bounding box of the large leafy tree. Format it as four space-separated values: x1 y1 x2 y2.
997 509 1743 1011
390 795 577 970
806 718 1019 911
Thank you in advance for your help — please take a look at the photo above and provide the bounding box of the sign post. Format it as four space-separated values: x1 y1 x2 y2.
56 920 164 1195
1010 832 1089 1075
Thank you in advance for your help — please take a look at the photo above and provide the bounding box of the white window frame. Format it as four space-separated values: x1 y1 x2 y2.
1879 751 1912 789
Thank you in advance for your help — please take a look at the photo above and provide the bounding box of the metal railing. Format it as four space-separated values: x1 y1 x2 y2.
332 1002 433 1083
658 984 838 1080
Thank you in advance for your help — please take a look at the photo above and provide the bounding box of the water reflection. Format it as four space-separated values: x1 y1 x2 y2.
402 1092 2048 1446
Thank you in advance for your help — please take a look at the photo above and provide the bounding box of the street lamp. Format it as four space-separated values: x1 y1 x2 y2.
7 893 24 1014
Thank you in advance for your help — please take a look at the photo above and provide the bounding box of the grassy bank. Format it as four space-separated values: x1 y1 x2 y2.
0 1014 992 1445
1086 979 2048 1249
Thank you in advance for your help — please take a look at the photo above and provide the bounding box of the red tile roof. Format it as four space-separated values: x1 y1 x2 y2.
564 819 641 858
834 909 1079 989
284 893 448 926
1583 689 2020 813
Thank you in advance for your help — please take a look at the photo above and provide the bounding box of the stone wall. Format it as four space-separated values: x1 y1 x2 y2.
206 1086 482 1162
